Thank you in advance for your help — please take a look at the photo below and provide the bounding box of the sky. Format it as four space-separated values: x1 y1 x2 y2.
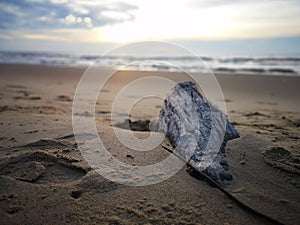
0 0 300 55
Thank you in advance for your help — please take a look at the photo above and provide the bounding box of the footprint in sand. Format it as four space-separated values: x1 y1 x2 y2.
263 147 300 176
0 151 87 184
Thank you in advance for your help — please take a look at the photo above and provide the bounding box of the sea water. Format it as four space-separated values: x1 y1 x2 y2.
1 51 300 76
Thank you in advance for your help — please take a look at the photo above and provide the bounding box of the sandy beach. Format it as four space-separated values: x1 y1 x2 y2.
0 64 300 225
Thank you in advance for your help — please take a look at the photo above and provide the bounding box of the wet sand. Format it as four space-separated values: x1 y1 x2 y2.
0 64 299 224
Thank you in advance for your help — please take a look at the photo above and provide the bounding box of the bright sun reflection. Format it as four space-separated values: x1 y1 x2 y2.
98 0 300 43
99 2 239 43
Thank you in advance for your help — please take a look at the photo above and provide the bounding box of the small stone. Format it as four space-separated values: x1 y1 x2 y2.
240 160 246 165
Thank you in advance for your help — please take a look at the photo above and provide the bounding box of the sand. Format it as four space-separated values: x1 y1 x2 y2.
0 64 299 225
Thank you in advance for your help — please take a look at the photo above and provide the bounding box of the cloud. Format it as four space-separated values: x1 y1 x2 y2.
1 0 299 44
0 0 138 30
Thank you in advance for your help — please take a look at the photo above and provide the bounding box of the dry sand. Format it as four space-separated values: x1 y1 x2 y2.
0 64 299 225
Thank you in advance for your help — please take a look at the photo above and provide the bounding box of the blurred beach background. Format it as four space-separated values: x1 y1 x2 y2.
0 1 300 225
1 0 300 75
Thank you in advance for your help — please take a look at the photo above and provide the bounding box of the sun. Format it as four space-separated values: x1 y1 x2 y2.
98 2 237 43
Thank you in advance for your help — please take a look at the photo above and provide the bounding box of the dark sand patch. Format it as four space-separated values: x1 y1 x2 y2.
0 105 9 112
56 95 72 102
97 110 111 114
13 96 41 100
243 112 270 117
114 119 151 132
0 105 57 114
12 90 41 100
24 130 39 134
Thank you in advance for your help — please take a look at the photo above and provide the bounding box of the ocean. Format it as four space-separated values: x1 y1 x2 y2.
1 51 300 76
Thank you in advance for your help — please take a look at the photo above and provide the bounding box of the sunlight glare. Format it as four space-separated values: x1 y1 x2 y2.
100 1 236 42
